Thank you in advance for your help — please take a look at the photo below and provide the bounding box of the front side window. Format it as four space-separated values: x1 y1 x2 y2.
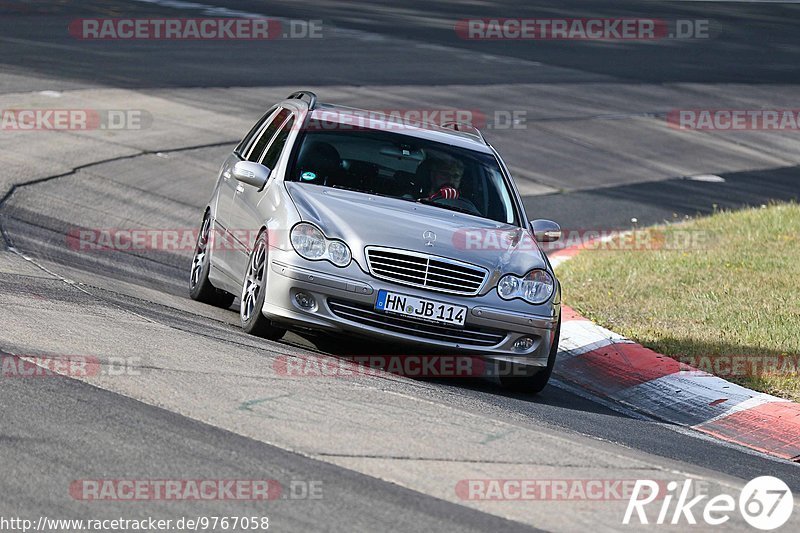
288 129 518 224
246 108 291 163
261 116 295 170
235 106 277 158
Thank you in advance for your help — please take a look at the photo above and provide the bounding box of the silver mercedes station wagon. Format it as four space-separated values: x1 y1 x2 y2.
190 91 563 393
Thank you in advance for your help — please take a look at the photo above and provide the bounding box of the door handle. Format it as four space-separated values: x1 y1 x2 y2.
223 171 231 181
236 184 244 193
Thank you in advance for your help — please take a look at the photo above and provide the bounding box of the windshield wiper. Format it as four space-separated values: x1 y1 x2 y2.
331 184 372 194
331 184 397 200
415 197 478 216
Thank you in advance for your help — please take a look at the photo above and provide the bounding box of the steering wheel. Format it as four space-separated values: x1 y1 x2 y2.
431 196 482 216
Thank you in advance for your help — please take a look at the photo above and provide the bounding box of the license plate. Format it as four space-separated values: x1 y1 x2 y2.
375 290 467 327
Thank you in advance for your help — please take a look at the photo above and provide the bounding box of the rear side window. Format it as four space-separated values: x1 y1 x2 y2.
247 108 291 162
235 106 277 157
261 116 295 170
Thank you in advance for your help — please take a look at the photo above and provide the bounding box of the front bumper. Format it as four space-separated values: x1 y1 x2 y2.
263 248 560 366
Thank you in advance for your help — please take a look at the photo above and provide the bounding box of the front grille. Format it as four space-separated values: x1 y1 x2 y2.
328 299 506 347
365 247 487 296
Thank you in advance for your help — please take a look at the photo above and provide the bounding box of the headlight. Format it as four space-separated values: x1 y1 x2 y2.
291 223 326 259
290 223 351 267
497 269 554 304
497 275 520 299
326 240 351 267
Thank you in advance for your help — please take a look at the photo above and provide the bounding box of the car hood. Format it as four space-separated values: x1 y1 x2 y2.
285 182 548 277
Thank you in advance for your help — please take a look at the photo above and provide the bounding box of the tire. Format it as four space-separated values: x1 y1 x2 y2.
498 317 561 394
189 211 236 309
240 231 287 341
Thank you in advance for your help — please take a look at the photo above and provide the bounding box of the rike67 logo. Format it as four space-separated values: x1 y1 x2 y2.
624 476 794 530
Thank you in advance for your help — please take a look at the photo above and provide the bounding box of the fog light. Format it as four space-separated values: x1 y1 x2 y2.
295 292 316 310
513 337 535 352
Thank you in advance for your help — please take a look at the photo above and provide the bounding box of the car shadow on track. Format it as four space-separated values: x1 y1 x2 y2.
293 331 636 417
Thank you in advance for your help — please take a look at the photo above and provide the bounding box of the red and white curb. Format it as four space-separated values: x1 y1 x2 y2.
549 244 800 462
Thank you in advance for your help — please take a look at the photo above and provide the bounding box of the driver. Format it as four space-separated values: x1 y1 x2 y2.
425 156 464 201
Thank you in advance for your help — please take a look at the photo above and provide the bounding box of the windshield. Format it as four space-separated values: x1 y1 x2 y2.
288 129 518 224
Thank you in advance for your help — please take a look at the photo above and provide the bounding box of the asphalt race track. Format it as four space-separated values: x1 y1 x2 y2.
0 1 799 531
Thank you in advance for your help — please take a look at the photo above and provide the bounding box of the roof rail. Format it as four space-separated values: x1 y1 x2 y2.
440 121 488 145
287 91 318 110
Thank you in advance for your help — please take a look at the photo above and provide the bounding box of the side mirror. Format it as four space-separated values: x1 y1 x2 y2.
232 161 271 189
531 219 561 242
